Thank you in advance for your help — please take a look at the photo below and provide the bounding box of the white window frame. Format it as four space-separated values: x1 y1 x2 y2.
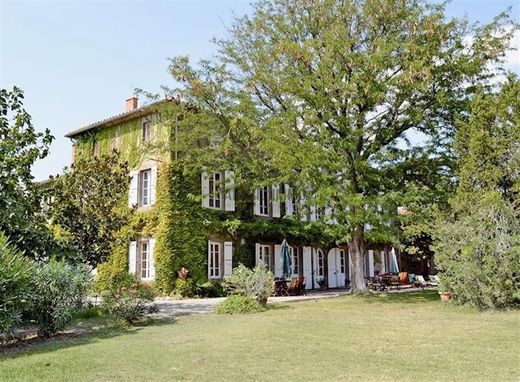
339 249 346 274
139 169 152 207
317 249 325 277
291 246 301 276
141 120 152 143
208 241 223 279
208 172 224 209
140 240 151 280
259 186 270 216
259 244 273 272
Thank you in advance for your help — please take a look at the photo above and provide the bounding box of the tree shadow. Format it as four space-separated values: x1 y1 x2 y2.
0 316 176 359
353 290 440 304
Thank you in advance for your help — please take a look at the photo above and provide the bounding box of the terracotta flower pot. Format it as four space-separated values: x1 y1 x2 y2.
439 292 452 302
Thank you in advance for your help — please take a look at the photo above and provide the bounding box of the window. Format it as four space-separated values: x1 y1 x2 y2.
259 186 269 216
291 192 299 216
316 249 324 277
140 241 150 279
139 169 152 207
142 121 151 142
291 246 301 275
259 245 273 271
92 139 100 156
208 172 223 209
339 249 345 274
209 241 223 279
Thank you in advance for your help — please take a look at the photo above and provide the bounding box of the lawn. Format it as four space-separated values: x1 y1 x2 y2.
1 291 519 382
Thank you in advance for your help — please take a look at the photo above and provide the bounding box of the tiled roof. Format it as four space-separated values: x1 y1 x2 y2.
64 99 169 139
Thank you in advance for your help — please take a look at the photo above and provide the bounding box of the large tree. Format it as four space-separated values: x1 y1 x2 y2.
0 86 54 258
50 152 131 267
168 0 516 292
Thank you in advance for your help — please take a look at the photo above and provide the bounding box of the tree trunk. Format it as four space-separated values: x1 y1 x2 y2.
348 234 367 293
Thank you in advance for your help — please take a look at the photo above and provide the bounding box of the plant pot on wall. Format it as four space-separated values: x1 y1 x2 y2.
439 292 452 302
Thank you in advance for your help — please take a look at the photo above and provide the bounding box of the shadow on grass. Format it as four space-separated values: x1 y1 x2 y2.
353 290 440 304
0 316 176 359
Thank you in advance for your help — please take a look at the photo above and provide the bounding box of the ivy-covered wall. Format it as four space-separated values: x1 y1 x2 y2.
75 104 394 295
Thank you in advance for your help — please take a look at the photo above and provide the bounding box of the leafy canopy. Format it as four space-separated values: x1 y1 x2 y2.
50 151 131 267
0 86 54 258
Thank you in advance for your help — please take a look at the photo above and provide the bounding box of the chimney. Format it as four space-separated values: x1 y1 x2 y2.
126 97 138 112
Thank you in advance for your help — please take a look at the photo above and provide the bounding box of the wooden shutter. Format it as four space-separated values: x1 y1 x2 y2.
309 205 317 221
207 240 212 278
253 189 260 215
223 241 233 276
274 244 282 277
201 170 210 208
368 250 374 277
150 165 158 206
302 246 312 290
300 195 307 221
271 185 281 218
284 184 293 216
255 243 261 265
128 171 139 207
128 241 137 274
224 171 235 212
149 238 156 279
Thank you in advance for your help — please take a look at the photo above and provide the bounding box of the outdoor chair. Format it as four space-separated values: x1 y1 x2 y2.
287 277 300 296
398 272 412 289
298 276 306 295
428 275 440 287
415 275 429 289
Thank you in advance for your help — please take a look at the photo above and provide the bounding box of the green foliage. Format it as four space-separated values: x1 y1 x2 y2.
0 86 55 258
0 232 36 337
214 295 265 315
31 261 92 338
195 281 226 298
166 0 517 292
100 276 156 324
154 162 208 294
222 264 274 304
434 78 520 310
50 151 132 267
434 194 520 309
174 278 195 298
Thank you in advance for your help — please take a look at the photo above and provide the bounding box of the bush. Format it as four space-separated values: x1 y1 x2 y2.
222 264 274 304
0 232 36 338
434 194 520 310
174 277 195 298
214 295 266 315
32 261 92 338
195 281 226 298
101 276 156 324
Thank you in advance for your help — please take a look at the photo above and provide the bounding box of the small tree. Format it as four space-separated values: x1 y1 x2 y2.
50 151 131 267
0 87 54 258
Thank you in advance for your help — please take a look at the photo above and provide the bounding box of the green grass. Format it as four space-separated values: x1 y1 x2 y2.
1 291 519 381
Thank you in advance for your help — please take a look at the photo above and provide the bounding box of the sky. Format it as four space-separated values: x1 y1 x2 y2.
1 0 519 181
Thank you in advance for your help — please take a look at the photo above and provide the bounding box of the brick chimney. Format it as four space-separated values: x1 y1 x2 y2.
126 97 138 112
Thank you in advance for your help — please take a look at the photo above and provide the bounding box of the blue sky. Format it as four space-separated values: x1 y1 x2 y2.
1 0 518 181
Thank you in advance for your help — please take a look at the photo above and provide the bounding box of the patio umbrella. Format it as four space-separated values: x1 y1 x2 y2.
279 239 292 277
390 248 399 274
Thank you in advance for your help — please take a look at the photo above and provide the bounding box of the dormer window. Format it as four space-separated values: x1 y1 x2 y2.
142 121 151 142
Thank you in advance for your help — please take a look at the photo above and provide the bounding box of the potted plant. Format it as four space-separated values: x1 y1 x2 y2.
316 277 326 291
438 280 452 302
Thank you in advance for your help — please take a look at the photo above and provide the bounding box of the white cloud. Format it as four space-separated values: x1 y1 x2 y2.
504 29 520 73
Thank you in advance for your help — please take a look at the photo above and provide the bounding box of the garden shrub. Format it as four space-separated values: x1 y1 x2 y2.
434 194 520 310
101 275 156 324
195 281 226 298
32 261 92 338
0 232 36 338
214 295 266 315
174 277 195 298
222 264 274 304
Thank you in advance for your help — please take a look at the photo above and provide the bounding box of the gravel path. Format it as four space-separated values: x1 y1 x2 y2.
151 290 350 318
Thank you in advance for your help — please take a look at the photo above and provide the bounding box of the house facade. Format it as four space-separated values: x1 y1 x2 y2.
65 97 396 291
